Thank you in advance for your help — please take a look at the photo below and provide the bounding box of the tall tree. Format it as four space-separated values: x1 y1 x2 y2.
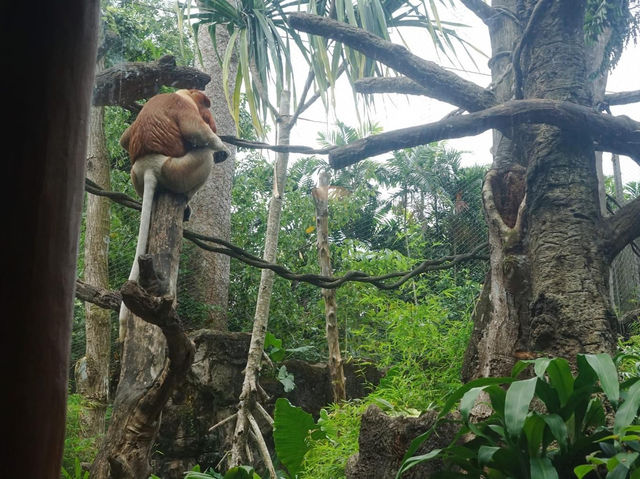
187 22 239 330
78 39 113 439
288 1 640 380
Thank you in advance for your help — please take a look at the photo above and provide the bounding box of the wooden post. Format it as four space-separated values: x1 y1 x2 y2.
312 170 346 402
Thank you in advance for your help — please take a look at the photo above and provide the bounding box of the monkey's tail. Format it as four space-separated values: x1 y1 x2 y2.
118 170 158 342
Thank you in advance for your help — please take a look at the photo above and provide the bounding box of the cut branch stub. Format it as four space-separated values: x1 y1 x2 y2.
93 55 211 107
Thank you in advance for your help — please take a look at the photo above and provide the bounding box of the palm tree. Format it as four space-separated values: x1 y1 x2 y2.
188 0 469 474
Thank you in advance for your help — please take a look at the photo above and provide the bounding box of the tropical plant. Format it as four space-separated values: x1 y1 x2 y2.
397 354 640 479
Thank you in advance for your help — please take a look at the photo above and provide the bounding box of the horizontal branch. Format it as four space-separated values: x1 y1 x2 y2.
328 99 640 168
218 135 333 155
75 279 121 311
354 76 432 96
186 230 489 289
604 89 640 107
75 182 488 309
93 55 210 107
288 13 496 112
603 195 640 261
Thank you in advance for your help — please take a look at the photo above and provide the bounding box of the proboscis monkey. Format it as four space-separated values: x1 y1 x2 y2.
117 89 230 340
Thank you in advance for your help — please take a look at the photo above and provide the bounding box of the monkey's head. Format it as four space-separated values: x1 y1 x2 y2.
185 89 217 133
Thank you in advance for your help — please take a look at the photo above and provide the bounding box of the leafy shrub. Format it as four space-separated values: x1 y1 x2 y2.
61 394 101 477
398 354 640 479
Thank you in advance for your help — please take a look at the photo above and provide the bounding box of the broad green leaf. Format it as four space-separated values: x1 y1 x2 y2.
530 457 559 479
614 452 639 470
224 465 261 479
460 387 485 422
485 385 506 419
608 463 631 479
505 377 537 439
277 366 295 392
614 380 640 435
574 464 596 479
523 413 545 457
478 445 500 466
542 414 568 452
546 358 574 406
273 398 316 478
584 353 620 405
396 449 442 477
535 380 561 413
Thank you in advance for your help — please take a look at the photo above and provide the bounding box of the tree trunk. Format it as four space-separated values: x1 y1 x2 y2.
3 0 100 476
313 170 346 402
91 191 188 479
188 19 238 331
230 91 291 472
77 55 112 438
463 1 617 380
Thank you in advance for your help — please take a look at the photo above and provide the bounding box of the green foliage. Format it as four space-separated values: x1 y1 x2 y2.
273 398 319 477
584 0 640 73
61 395 102 477
397 354 640 479
103 0 195 66
297 281 476 478
185 464 263 478
61 458 89 479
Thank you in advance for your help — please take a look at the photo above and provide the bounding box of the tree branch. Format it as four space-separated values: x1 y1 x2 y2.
328 99 640 168
458 0 496 26
92 55 210 107
288 13 496 112
354 76 433 96
218 135 333 155
603 90 640 107
75 279 121 311
603 195 640 261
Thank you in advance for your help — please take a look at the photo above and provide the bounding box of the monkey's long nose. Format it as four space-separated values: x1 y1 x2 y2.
214 148 229 163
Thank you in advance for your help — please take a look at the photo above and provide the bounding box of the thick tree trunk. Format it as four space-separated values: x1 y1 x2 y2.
463 1 617 380
2 1 100 477
77 56 112 438
91 191 188 479
313 170 346 402
189 19 238 331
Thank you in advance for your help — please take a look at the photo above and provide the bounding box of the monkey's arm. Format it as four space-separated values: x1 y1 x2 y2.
177 111 226 151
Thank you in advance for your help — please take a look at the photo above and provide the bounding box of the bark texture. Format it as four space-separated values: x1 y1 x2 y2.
230 92 292 472
188 24 238 330
345 406 458 479
78 55 112 438
2 0 100 477
313 170 346 402
92 55 210 108
91 191 190 479
464 1 618 379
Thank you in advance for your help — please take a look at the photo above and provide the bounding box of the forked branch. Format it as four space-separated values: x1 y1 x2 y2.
288 13 496 112
603 195 640 261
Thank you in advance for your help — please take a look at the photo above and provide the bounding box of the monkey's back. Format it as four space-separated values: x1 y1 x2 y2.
124 93 197 162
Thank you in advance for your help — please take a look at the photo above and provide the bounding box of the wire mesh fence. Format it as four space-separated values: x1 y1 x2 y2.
70 152 640 390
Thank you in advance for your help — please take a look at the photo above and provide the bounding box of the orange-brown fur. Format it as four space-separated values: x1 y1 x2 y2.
120 89 217 163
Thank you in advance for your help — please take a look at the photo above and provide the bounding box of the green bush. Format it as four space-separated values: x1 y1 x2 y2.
398 354 640 479
61 394 101 477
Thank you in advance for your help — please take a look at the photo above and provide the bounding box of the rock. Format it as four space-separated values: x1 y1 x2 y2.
345 405 458 479
152 329 381 478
